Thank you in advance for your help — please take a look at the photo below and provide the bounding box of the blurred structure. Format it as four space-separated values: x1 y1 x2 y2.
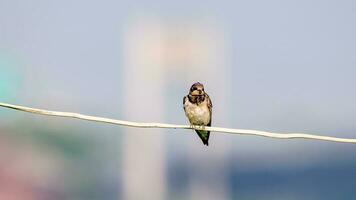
122 16 232 200
122 18 167 200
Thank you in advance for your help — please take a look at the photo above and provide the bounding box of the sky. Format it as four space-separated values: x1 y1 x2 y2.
1 0 356 199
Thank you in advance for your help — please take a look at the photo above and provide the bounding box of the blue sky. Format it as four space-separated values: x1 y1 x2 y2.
1 0 356 199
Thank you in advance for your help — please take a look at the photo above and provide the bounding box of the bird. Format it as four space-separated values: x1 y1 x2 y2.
183 82 212 146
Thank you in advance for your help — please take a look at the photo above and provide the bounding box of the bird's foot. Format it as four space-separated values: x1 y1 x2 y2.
195 125 205 130
189 124 194 129
189 124 205 130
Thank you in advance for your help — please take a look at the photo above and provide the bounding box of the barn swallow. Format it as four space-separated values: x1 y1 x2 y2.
183 82 212 146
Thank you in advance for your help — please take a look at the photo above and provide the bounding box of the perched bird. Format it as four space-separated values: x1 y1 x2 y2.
183 82 213 146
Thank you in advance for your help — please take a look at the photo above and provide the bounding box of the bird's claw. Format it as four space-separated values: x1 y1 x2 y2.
189 125 205 130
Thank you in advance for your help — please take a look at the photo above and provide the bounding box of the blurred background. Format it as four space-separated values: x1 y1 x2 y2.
1 0 356 199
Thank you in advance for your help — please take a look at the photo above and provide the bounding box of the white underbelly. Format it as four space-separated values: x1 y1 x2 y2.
185 105 210 125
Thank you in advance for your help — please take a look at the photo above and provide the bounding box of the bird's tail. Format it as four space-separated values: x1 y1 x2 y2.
195 130 210 146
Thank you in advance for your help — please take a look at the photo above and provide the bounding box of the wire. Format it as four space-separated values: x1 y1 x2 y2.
1 102 355 144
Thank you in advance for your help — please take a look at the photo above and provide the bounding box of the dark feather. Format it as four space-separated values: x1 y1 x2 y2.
196 130 209 146
183 96 187 112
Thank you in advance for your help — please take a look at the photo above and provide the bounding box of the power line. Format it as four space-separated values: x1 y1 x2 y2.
1 102 355 144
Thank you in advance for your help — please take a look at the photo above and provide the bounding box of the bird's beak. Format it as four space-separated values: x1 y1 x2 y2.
191 89 204 96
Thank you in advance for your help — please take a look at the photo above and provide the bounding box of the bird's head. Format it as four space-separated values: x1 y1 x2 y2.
189 82 205 96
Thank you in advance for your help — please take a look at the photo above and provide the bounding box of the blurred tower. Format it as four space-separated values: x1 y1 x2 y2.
122 19 167 200
122 16 231 200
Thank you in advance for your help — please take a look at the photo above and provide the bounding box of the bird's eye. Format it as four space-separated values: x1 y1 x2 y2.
192 87 197 91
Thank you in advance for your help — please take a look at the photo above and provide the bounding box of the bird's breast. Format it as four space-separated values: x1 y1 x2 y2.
184 102 210 125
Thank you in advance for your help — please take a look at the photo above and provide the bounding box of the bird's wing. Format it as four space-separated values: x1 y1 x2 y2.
206 93 212 126
183 95 188 112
